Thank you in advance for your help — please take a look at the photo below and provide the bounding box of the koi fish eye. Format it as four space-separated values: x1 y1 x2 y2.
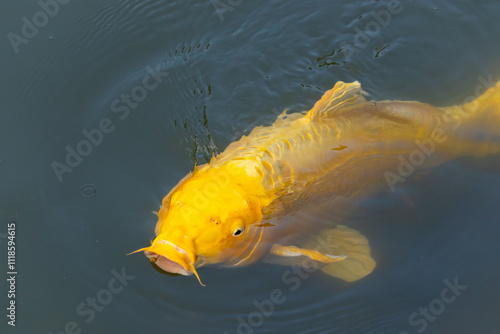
232 227 244 237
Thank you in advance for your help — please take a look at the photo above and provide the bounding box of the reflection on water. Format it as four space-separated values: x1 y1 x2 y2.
1 0 500 333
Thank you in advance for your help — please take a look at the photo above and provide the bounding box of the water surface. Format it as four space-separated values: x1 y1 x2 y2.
1 1 499 333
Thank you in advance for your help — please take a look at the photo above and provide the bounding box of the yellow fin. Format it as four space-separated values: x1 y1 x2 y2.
306 81 367 121
270 244 346 263
273 108 305 126
441 79 500 141
302 225 376 282
451 79 500 118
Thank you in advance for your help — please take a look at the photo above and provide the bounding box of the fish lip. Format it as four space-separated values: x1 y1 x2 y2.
145 250 193 276
144 240 205 286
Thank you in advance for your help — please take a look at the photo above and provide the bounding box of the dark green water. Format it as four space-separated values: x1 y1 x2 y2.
1 1 500 333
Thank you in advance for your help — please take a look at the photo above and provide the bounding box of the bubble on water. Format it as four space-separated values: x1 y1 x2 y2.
80 184 97 198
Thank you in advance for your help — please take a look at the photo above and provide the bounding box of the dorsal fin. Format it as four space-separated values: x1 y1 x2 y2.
273 108 307 126
306 81 367 121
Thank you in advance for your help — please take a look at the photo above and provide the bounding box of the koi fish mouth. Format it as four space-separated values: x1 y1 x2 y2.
145 251 193 276
129 240 205 286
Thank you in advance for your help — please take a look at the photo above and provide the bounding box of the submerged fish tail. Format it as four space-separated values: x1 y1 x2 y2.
438 79 500 158
450 79 500 134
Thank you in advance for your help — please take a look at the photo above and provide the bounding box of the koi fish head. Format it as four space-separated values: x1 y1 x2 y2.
131 164 268 285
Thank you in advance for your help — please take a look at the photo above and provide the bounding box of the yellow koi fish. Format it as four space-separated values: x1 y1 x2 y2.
132 80 500 285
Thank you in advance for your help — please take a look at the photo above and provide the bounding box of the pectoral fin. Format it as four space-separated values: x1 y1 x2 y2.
265 225 376 282
303 225 376 282
270 244 347 263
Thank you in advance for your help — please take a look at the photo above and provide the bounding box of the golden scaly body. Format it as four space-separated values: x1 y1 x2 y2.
135 80 500 285
214 81 500 218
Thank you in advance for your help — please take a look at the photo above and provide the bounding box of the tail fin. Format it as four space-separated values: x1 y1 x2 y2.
442 79 500 141
462 79 500 116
